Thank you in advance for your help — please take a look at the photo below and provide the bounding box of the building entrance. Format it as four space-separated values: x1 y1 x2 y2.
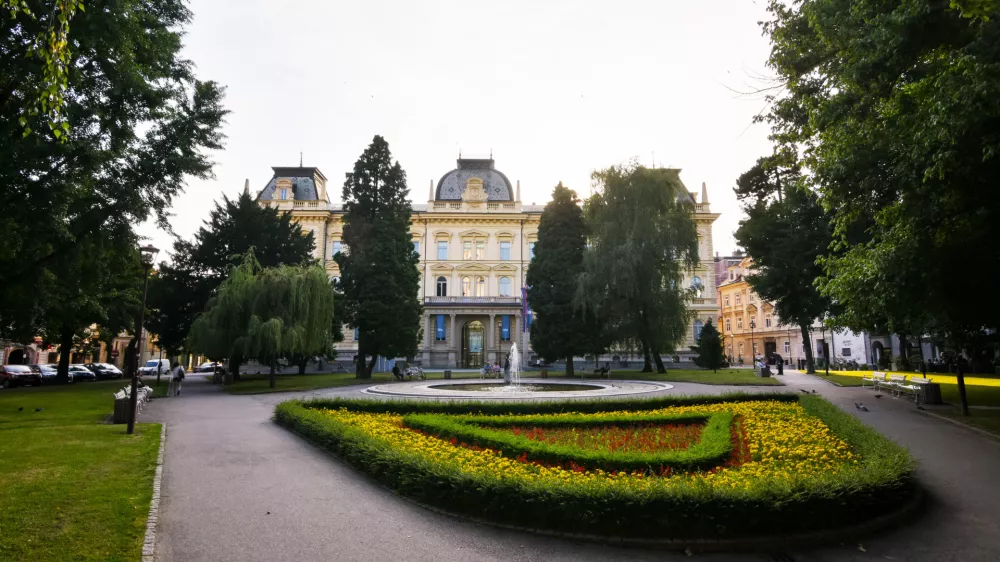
764 341 777 363
462 321 485 368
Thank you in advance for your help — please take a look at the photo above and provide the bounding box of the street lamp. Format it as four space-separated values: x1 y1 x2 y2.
128 244 159 435
750 318 756 362
821 324 830 376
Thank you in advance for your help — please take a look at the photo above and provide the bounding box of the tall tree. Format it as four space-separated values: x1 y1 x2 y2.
146 190 315 358
527 183 606 377
581 165 699 374
0 0 227 350
691 319 726 373
336 136 421 378
760 0 1000 412
733 157 831 374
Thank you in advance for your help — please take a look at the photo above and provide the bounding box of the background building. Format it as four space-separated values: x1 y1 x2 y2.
259 158 719 368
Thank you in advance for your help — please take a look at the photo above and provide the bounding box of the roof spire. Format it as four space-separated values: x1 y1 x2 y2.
490 148 493 160
701 181 709 205
299 151 303 167
244 178 250 196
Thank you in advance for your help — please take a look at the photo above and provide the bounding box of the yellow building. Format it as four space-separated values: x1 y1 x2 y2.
258 157 719 368
717 257 798 364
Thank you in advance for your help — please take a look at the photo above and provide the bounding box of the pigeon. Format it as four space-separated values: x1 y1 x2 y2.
916 405 925 411
17 407 23 411
811 389 817 393
856 403 869 412
34 407 44 412
874 394 883 399
799 389 809 394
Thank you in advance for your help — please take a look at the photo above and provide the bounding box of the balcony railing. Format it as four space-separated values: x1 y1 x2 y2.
425 296 520 305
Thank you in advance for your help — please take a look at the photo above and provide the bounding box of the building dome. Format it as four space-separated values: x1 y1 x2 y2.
435 158 513 201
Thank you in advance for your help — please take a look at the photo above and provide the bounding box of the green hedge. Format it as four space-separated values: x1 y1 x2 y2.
404 411 732 473
275 394 917 540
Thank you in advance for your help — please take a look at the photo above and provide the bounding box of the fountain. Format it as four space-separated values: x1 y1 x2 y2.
504 343 521 387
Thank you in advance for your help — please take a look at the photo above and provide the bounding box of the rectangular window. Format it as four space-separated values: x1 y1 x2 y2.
737 317 743 329
499 241 511 261
735 293 741 305
784 341 790 354
739 342 744 355
724 295 730 306
437 241 448 260
528 242 536 260
501 315 510 341
463 241 472 260
435 315 446 341
725 318 731 332
765 315 772 328
475 240 485 260
842 347 852 357
749 293 754 303
353 327 359 341
280 188 288 200
332 241 342 258
413 241 419 255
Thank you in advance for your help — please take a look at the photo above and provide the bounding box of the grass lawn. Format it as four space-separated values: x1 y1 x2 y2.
933 407 1000 436
222 370 484 394
573 368 782 386
0 380 160 562
809 373 865 387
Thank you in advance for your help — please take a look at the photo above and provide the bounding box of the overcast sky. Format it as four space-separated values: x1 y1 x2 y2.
139 0 775 261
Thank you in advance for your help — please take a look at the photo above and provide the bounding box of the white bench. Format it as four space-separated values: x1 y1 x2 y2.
885 374 923 401
862 371 887 390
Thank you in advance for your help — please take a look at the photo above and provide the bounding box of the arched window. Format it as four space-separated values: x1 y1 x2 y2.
436 276 447 297
462 277 472 297
475 276 486 297
691 276 704 298
693 319 704 340
499 276 511 297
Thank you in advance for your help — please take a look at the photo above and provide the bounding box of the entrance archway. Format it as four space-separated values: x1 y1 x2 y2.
6 348 24 365
872 341 885 366
461 321 485 368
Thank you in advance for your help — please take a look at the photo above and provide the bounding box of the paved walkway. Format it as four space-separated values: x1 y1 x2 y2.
145 372 1000 562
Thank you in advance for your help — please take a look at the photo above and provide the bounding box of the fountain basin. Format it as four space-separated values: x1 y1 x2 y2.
361 378 673 399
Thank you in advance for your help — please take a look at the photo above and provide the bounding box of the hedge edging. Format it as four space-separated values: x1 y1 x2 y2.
275 393 918 542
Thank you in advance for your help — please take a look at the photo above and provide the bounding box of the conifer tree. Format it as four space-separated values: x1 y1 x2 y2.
336 136 421 378
527 183 604 377
691 319 726 373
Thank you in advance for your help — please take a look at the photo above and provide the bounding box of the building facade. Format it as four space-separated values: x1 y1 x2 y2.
717 257 870 368
258 157 719 368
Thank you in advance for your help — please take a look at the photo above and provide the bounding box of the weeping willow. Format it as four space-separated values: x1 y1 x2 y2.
188 250 336 388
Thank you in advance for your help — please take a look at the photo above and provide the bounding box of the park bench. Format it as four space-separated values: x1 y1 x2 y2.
112 384 152 424
592 366 611 378
887 374 920 400
862 371 887 390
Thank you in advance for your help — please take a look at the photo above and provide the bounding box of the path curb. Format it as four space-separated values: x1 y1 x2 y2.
915 408 1000 445
142 424 167 562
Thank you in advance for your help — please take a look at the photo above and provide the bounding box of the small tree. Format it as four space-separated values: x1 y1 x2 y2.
691 320 726 373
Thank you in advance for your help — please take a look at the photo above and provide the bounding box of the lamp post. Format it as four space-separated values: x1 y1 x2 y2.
821 324 830 376
128 244 159 435
750 318 756 362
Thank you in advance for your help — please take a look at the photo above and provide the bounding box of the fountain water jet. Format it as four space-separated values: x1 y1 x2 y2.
505 343 521 388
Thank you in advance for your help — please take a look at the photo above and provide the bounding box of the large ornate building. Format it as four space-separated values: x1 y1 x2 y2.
258 157 719 368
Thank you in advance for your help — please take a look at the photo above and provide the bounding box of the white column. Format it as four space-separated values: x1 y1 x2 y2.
489 313 496 364
448 313 457 367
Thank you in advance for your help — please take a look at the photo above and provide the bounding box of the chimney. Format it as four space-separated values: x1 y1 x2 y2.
244 179 250 196
428 179 434 202
516 180 521 202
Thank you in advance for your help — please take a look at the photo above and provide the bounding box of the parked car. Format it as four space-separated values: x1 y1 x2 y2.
69 364 97 382
0 364 42 388
32 364 73 384
84 362 123 380
138 359 171 378
194 362 226 374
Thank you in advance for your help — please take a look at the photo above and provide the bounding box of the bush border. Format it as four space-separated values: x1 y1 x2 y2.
275 393 918 542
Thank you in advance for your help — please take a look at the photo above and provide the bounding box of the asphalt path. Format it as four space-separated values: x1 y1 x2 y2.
144 372 1000 562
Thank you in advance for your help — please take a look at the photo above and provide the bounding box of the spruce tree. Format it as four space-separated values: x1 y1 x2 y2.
336 136 421 378
691 319 726 373
527 183 604 377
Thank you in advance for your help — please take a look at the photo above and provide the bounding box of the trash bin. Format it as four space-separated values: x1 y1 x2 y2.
920 383 943 405
444 370 451 380
540 368 548 379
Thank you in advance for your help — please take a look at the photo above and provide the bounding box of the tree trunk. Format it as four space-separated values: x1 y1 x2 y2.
800 323 815 374
57 326 73 383
566 355 575 378
956 359 970 416
640 338 653 373
365 354 377 378
298 356 307 375
104 337 114 363
653 350 667 374
269 360 276 389
355 339 367 378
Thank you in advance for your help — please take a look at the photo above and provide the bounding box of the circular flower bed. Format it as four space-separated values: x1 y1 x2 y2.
275 393 917 542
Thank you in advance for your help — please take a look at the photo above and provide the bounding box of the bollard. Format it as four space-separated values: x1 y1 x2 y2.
540 368 548 379
444 370 452 380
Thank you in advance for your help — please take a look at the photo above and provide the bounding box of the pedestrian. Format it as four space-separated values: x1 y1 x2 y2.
392 363 403 381
171 361 185 396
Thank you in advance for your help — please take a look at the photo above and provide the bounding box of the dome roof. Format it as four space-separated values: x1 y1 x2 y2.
435 158 513 201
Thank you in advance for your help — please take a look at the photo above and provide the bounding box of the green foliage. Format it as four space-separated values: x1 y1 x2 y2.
187 251 336 388
0 0 226 348
147 190 315 354
734 160 831 374
527 183 607 374
275 394 916 540
336 136 421 377
581 164 699 373
690 319 727 372
760 0 1000 363
404 411 732 473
